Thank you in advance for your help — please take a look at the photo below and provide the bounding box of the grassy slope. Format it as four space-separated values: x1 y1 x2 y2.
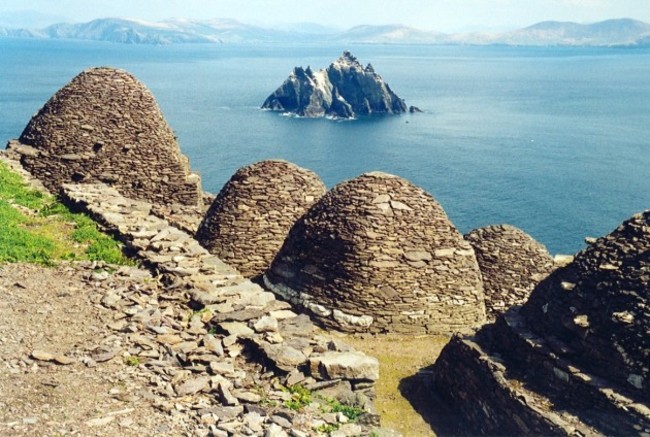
0 160 131 265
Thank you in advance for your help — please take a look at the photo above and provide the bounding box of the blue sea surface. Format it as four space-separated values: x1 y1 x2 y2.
1 39 649 254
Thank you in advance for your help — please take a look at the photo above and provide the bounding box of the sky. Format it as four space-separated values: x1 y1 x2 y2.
0 0 649 32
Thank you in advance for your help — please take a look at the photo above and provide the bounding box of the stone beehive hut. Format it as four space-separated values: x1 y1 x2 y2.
264 171 486 334
13 67 202 206
465 224 555 318
196 160 326 278
521 210 650 399
431 211 650 435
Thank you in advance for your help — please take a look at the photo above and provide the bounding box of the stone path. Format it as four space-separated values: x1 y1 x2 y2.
0 262 191 436
61 182 385 436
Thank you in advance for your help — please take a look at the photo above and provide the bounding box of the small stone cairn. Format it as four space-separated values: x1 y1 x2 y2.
7 67 202 207
465 224 555 319
431 211 650 436
196 160 326 279
265 171 486 334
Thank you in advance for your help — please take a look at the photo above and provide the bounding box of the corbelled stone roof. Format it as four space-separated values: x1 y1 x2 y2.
196 160 326 278
465 224 555 318
522 210 650 398
431 211 650 435
14 67 202 206
264 171 486 334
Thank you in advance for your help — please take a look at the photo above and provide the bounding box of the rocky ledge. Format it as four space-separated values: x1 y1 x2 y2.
261 51 408 119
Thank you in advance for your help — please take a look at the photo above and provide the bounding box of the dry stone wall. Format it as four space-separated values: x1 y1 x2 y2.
431 210 650 435
265 171 486 334
196 160 326 279
9 67 202 207
465 224 555 319
522 210 650 400
431 336 597 436
60 182 381 416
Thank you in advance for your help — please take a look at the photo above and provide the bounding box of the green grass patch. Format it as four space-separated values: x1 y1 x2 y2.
0 161 132 266
0 162 47 210
283 384 312 411
124 355 141 366
325 398 365 422
314 423 339 433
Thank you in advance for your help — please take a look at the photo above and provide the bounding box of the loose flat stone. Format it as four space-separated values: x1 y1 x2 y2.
212 405 244 420
238 290 276 307
266 332 284 344
235 390 262 403
217 382 239 406
205 301 233 314
285 370 306 387
191 290 227 305
156 334 184 345
222 334 238 347
309 351 379 381
254 315 279 333
53 354 75 365
202 334 224 356
271 414 293 429
219 322 254 337
174 375 210 396
263 344 307 371
92 348 120 363
209 361 235 375
269 310 298 320
31 350 54 362
278 314 315 337
331 423 363 437
243 411 265 432
212 308 265 323
86 416 115 427
265 423 290 437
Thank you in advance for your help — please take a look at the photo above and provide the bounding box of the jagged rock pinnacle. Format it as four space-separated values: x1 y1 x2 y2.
261 51 408 119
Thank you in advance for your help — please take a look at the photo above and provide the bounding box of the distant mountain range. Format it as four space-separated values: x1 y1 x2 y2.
1 17 649 47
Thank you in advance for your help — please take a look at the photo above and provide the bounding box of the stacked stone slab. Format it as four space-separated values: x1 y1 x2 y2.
264 171 486 334
431 211 650 436
196 160 326 279
60 182 381 413
465 224 555 318
9 67 202 207
522 211 650 399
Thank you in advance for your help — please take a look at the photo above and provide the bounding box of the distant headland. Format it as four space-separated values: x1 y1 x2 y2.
1 17 649 46
261 51 409 119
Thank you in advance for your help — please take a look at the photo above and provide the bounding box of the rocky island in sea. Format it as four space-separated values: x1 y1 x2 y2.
261 51 409 119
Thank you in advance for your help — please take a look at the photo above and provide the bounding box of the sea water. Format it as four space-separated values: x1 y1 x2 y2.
1 39 648 254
